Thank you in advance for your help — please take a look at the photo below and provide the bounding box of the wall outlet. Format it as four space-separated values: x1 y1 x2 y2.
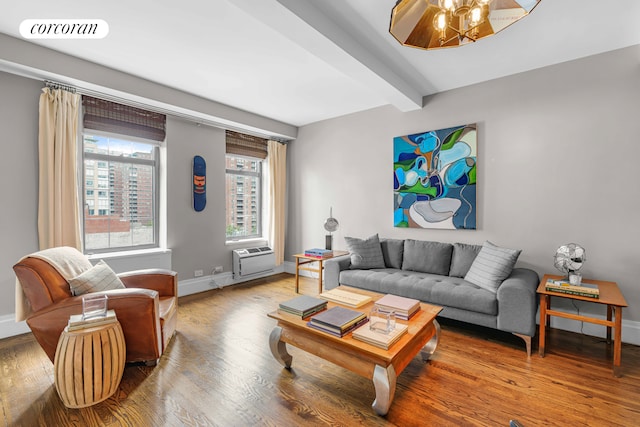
214 266 223 273
194 269 204 277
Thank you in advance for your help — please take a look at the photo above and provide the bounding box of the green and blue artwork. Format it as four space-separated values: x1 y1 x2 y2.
394 124 476 229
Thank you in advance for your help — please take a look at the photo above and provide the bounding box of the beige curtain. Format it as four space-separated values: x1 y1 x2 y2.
37 87 82 250
267 140 287 265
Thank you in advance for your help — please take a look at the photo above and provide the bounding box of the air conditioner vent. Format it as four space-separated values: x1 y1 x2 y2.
232 246 276 279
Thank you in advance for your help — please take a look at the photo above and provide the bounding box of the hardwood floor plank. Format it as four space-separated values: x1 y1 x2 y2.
1 273 639 426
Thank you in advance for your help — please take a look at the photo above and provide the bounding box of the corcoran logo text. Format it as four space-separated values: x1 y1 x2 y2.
20 19 109 39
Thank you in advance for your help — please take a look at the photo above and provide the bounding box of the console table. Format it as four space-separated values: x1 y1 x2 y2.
293 250 349 294
537 274 628 376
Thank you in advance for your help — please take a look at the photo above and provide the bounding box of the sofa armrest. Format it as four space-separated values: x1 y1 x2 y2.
496 268 540 337
324 255 352 290
118 269 177 297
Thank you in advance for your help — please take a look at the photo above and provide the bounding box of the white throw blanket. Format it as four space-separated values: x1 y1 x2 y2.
15 246 93 322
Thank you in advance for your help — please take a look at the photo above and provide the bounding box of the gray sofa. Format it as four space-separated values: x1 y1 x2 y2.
324 236 539 355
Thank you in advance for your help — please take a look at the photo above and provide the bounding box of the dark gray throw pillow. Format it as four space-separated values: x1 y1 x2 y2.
344 234 385 269
401 239 453 276
449 242 482 278
380 238 404 269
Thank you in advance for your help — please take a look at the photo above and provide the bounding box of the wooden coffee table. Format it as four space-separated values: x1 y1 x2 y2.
267 286 442 415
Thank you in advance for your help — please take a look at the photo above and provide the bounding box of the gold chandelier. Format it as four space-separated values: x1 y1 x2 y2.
390 0 541 50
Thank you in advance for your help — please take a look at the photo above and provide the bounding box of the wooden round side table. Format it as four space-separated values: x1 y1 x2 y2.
54 321 126 408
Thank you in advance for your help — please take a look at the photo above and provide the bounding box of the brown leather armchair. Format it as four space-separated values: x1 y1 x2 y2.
14 256 178 365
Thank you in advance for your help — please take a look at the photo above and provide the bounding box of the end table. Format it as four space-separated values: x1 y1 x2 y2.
537 274 628 377
293 250 349 294
54 320 126 408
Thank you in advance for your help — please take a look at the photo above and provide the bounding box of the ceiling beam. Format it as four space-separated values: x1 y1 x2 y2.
231 0 424 112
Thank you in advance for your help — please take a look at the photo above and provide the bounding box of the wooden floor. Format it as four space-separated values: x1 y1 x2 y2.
2 274 640 427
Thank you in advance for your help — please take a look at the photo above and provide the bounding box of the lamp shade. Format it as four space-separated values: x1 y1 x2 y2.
390 0 541 50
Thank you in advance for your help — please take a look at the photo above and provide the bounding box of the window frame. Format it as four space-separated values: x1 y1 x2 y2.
81 130 160 254
225 154 263 241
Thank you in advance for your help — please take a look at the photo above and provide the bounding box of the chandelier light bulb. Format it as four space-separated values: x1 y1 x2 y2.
436 12 447 30
470 6 482 24
440 0 455 11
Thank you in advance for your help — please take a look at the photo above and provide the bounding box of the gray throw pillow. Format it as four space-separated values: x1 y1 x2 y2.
380 238 404 269
344 234 385 269
464 241 521 293
449 242 482 278
68 260 125 296
401 240 453 276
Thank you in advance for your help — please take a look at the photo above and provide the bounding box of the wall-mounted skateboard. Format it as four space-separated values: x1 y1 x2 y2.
193 155 206 212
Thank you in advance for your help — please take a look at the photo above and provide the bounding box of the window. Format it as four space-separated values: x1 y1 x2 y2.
225 155 262 239
225 130 268 241
81 95 165 253
82 134 158 252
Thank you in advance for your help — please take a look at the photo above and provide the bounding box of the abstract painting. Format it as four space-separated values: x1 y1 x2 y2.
394 124 477 229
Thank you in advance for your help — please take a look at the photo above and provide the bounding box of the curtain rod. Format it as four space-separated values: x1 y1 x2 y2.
44 80 76 93
42 79 291 142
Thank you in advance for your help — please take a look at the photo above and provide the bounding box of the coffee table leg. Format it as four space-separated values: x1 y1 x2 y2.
269 326 292 369
421 319 441 361
372 364 396 416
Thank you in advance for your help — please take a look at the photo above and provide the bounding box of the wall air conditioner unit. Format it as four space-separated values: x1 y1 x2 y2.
232 246 276 279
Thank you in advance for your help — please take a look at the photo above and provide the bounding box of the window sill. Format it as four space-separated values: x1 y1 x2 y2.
87 247 171 261
225 238 267 246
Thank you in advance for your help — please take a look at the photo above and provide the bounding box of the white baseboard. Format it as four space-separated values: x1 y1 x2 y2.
0 314 30 339
178 264 286 297
3 267 639 347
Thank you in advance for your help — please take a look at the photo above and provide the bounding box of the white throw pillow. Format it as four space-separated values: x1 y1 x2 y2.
464 241 521 293
68 260 125 296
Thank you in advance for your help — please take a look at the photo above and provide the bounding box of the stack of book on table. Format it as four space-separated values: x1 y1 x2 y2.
545 279 599 298
307 306 368 337
304 248 333 259
67 309 117 331
279 295 328 318
374 294 421 320
319 288 372 308
352 323 409 350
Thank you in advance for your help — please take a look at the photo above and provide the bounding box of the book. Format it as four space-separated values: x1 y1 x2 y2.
546 279 599 295
545 286 599 299
352 323 409 350
278 295 327 318
309 306 367 335
374 294 421 320
319 288 373 308
67 309 117 331
304 248 334 258
307 316 369 337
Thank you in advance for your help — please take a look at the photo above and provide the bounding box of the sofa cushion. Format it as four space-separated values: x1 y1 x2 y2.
380 238 404 269
401 240 453 276
449 243 482 278
339 269 497 316
68 260 125 296
344 234 385 269
464 241 521 293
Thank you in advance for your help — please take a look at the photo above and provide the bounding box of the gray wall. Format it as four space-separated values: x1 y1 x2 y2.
287 45 640 324
166 117 230 279
0 73 266 319
0 73 40 315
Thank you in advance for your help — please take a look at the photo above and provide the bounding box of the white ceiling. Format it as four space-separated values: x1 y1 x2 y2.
0 0 639 127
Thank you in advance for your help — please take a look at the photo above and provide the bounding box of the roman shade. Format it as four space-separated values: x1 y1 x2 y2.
82 96 166 142
226 130 268 159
